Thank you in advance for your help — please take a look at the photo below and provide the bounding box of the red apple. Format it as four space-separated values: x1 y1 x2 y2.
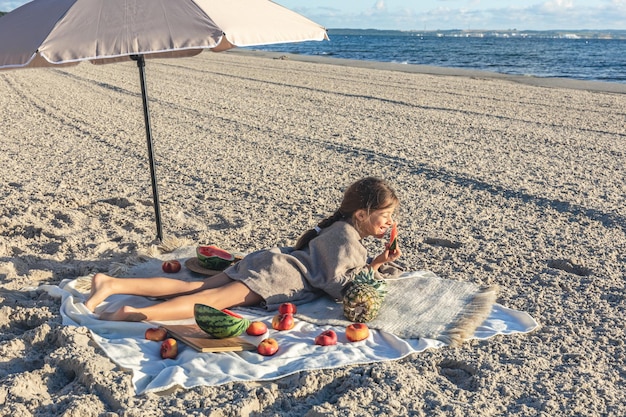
162 260 181 273
271 313 295 331
278 302 297 315
345 323 370 342
160 338 178 359
314 330 338 346
145 327 168 341
257 338 279 356
246 321 268 336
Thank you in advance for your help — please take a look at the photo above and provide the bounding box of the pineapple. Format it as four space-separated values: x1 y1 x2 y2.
342 268 387 322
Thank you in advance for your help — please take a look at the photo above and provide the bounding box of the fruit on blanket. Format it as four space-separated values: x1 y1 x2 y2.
314 330 338 346
388 222 398 251
246 321 268 336
271 313 295 331
342 268 387 322
257 338 279 356
160 338 178 359
196 245 235 270
161 259 181 273
194 304 251 339
278 302 297 315
346 323 370 342
145 327 168 341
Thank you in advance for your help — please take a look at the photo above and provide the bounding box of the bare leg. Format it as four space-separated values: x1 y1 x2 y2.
99 280 262 322
84 272 233 312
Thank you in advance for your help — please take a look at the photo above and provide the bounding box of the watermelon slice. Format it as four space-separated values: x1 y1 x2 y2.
388 223 398 251
195 304 250 339
196 245 235 270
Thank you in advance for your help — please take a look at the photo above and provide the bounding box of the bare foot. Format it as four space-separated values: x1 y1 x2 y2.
84 273 114 312
99 306 148 322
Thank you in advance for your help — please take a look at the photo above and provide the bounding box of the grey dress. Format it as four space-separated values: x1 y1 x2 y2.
224 220 370 310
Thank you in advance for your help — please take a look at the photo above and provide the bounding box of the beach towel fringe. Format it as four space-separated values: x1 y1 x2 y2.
439 285 499 346
105 237 194 276
151 236 194 254
107 256 147 276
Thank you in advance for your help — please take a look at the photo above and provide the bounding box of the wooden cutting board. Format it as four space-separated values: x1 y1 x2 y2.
160 324 256 353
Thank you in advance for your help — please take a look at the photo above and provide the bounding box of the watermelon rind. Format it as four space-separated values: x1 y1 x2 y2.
194 304 250 339
196 245 235 270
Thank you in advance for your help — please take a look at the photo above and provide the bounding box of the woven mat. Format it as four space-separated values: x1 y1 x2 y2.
293 271 498 346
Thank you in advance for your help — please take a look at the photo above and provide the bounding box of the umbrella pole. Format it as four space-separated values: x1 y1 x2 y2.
132 55 163 242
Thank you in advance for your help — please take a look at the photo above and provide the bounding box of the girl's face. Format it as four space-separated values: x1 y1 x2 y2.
354 205 397 239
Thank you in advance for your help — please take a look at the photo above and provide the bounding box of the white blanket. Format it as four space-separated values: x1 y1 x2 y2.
41 269 538 395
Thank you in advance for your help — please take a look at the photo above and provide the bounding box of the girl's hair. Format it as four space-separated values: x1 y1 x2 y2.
295 177 399 250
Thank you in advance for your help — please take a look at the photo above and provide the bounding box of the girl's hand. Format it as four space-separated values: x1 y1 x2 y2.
384 244 402 264
369 244 402 272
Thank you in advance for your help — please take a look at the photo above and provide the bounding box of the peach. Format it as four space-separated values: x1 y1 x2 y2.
257 338 279 356
145 327 168 341
246 321 268 336
278 302 297 314
162 260 181 273
314 330 338 346
272 313 295 331
160 338 178 359
345 323 369 342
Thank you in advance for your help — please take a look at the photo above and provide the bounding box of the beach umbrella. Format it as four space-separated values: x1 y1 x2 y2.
0 0 328 241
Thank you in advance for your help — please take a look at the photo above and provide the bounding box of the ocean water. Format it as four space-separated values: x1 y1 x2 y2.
251 29 626 84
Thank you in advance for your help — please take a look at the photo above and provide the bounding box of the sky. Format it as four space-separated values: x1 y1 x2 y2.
1 0 625 31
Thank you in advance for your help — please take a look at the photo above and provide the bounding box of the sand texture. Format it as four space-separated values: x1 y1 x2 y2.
0 50 625 416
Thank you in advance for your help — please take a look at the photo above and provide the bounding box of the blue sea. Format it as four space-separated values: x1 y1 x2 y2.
251 29 626 84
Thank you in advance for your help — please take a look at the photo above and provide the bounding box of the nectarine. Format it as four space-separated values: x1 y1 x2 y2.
162 260 181 273
145 327 168 342
246 321 268 336
257 338 279 356
314 330 338 346
278 302 297 314
160 338 178 359
272 313 295 331
346 323 369 342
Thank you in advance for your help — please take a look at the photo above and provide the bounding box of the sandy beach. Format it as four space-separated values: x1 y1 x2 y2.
0 50 624 416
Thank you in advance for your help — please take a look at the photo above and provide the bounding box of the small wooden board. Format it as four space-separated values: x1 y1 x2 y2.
161 324 256 353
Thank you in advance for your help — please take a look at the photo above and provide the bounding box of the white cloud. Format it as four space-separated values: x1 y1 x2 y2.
540 0 574 13
5 0 620 31
374 0 386 12
327 1 626 30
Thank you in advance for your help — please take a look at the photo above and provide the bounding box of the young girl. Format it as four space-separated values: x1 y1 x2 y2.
85 177 402 321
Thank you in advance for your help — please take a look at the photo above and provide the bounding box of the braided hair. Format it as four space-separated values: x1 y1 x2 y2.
294 177 399 250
